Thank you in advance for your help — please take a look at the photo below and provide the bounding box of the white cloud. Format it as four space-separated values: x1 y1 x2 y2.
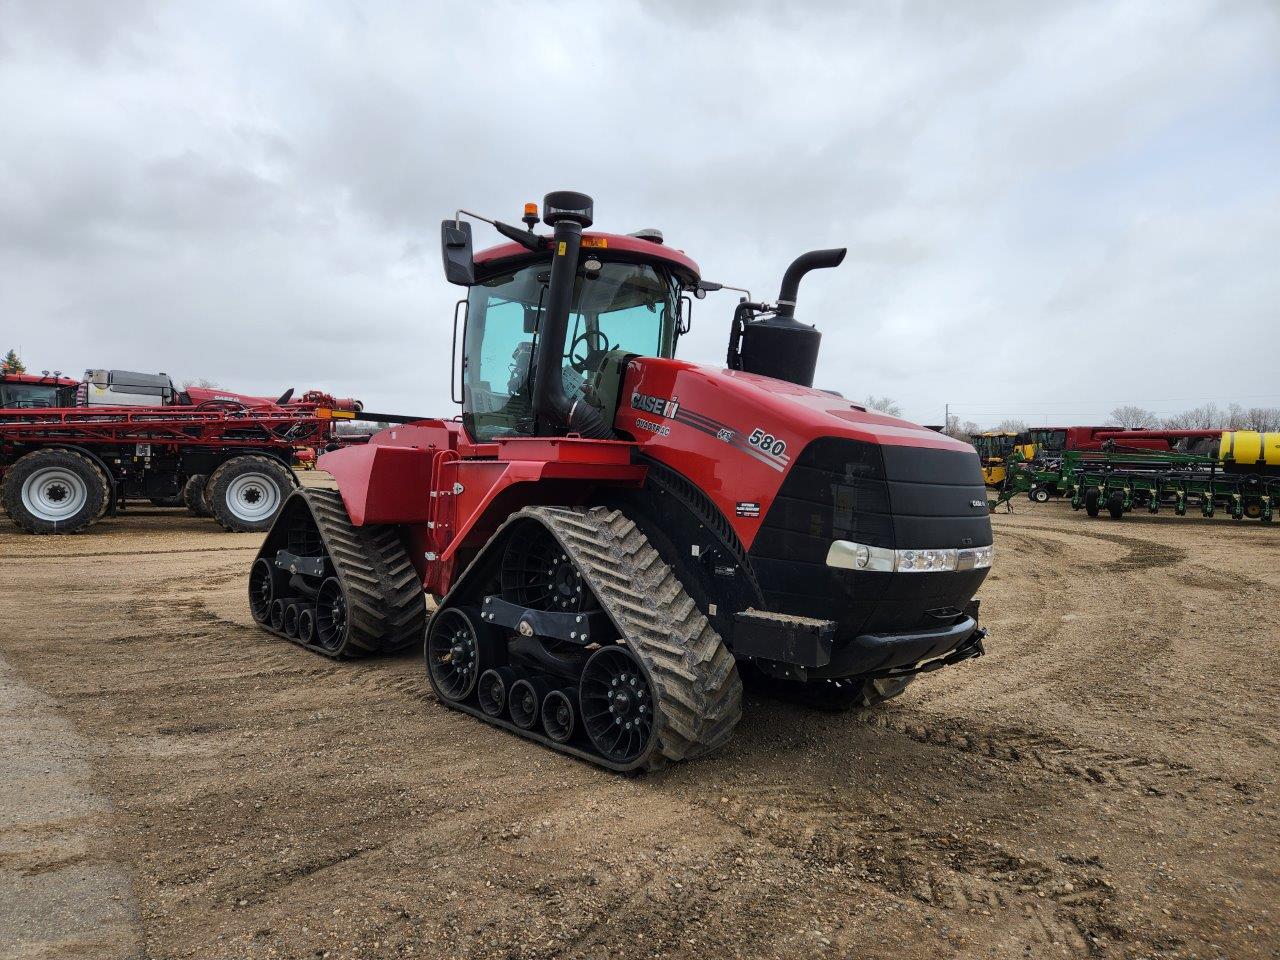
0 0 1276 425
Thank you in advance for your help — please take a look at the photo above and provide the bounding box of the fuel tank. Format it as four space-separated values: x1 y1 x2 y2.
616 358 992 640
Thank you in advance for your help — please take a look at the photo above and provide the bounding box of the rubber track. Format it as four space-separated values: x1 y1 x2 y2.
259 488 425 657
524 506 743 769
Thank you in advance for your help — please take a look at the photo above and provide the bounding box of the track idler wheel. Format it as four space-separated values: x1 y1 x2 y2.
500 525 595 613
580 645 656 765
248 558 278 624
541 688 576 743
314 577 348 653
426 608 482 703
477 667 515 718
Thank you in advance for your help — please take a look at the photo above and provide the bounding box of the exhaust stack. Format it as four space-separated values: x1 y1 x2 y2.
733 248 846 388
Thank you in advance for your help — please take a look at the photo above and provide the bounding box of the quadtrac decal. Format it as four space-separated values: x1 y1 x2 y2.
630 391 678 438
735 501 761 518
630 391 680 419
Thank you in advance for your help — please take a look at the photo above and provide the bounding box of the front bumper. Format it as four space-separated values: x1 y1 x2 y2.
734 606 985 681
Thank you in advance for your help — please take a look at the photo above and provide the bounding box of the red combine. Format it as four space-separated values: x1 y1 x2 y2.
248 192 993 771
0 369 364 534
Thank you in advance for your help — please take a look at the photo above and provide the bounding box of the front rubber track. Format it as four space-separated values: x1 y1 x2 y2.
432 505 743 772
249 488 425 657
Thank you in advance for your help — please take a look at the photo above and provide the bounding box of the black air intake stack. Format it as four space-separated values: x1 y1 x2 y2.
531 190 613 439
734 248 846 388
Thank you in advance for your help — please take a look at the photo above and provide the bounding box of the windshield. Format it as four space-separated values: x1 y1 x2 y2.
1031 429 1067 452
0 382 63 409
462 260 678 441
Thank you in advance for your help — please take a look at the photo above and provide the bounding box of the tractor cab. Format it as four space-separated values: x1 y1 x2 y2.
0 372 78 409
462 248 689 441
445 193 699 444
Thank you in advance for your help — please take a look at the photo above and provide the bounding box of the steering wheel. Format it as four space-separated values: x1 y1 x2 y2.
568 329 612 373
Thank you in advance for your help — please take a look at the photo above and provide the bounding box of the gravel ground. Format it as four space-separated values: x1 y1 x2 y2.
0 493 1275 960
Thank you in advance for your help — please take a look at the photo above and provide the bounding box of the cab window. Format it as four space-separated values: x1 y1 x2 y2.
462 260 677 441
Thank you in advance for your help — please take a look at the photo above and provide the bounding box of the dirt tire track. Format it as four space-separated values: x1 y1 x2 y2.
1 487 1276 960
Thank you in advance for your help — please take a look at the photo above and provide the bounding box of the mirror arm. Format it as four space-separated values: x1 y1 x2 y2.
493 220 547 252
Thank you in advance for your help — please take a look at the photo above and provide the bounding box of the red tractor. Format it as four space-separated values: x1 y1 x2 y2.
249 192 993 771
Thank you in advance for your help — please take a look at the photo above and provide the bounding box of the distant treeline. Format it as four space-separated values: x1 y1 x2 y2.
945 403 1280 444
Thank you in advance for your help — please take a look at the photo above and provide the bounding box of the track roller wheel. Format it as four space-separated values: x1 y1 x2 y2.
478 668 515 718
508 677 551 730
269 598 287 632
580 645 655 766
314 577 348 654
426 608 482 703
541 688 576 743
297 607 316 645
282 603 301 639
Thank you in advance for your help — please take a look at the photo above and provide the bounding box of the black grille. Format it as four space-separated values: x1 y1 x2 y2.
748 437 992 637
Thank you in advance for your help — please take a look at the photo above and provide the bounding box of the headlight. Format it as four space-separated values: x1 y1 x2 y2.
826 540 993 573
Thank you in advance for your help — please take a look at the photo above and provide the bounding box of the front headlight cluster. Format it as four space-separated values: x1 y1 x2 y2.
826 540 993 573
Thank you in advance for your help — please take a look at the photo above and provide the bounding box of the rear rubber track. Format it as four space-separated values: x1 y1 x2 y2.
256 488 425 657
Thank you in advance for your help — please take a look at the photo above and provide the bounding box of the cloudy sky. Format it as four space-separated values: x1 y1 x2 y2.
2 0 1277 427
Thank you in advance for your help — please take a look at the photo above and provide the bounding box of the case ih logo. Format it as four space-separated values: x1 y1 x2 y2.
630 392 679 419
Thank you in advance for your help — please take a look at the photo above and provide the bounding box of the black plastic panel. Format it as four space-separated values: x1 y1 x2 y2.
749 436 992 644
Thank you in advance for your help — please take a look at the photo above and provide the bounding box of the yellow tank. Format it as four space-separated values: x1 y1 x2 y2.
1219 431 1280 468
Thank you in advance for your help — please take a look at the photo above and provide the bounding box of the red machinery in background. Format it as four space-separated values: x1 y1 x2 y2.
1 368 370 533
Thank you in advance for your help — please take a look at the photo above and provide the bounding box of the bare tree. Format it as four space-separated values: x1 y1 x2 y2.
182 378 221 389
943 415 980 444
995 419 1027 433
863 395 902 417
1244 407 1280 431
1163 403 1225 430
1108 404 1160 429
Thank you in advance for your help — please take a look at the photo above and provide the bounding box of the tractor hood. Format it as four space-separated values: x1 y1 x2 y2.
622 357 971 459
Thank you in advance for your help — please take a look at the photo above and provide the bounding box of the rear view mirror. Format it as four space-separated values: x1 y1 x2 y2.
441 220 475 285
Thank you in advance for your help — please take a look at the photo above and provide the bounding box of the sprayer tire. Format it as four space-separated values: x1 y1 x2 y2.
2 448 110 535
206 456 295 532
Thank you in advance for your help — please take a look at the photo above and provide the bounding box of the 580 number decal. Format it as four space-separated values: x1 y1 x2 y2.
748 428 787 457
